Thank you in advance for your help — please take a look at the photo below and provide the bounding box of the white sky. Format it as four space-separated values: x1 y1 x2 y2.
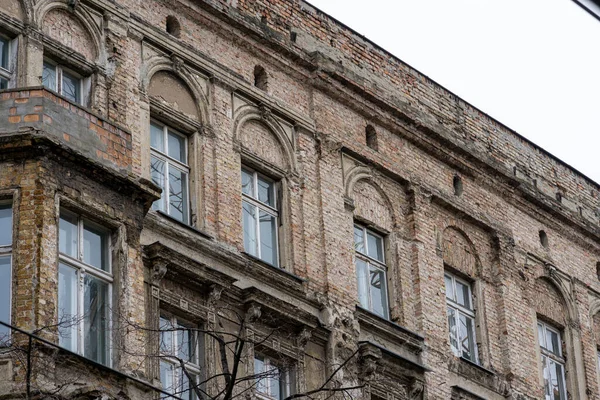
308 0 600 184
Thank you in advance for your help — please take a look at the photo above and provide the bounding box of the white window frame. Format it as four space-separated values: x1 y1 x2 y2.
58 210 112 365
0 34 17 89
445 272 479 364
150 120 191 225
159 313 202 400
254 354 292 400
354 224 389 319
538 321 567 400
0 201 13 346
241 167 280 267
42 59 89 105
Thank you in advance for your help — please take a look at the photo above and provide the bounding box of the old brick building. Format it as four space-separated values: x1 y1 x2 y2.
0 0 599 399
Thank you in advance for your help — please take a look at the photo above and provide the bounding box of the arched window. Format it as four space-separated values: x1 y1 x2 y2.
365 125 378 151
166 15 181 38
254 65 268 90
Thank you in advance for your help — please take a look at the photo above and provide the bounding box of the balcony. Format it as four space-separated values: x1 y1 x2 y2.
0 87 132 173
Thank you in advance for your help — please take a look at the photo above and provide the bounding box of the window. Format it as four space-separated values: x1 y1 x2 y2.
150 120 190 224
58 210 111 365
42 60 86 105
354 224 388 319
241 167 279 267
254 354 292 400
538 321 567 400
445 272 478 363
0 202 12 345
0 36 12 89
159 314 201 400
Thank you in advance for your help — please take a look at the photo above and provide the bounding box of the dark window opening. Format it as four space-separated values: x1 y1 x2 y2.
254 65 267 91
596 262 600 281
539 230 548 248
366 125 378 151
453 175 463 196
166 16 181 38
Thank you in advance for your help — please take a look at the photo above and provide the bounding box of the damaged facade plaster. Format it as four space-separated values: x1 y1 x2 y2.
0 0 599 399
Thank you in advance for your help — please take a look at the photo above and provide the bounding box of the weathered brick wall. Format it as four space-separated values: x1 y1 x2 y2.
1 0 600 399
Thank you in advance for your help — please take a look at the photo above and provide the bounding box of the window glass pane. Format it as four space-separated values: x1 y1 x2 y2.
366 231 383 262
58 263 78 352
0 256 11 345
181 370 197 400
241 169 254 197
243 202 257 257
0 203 12 245
444 275 454 301
455 280 471 309
159 316 172 354
150 122 164 152
177 323 194 362
168 131 186 163
259 210 277 266
42 62 56 91
269 365 281 400
169 168 188 223
257 176 274 207
83 222 108 271
62 70 81 103
546 328 560 356
355 259 369 310
0 78 7 90
552 361 566 400
254 356 267 394
538 323 545 349
459 313 476 362
59 212 78 258
369 267 387 318
160 361 174 393
83 275 109 365
151 156 166 212
0 37 7 70
447 307 458 356
353 226 364 254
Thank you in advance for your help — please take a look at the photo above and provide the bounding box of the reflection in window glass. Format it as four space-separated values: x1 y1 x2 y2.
0 204 12 245
0 257 11 344
42 62 57 92
354 224 388 319
445 273 478 363
241 168 279 267
62 70 81 103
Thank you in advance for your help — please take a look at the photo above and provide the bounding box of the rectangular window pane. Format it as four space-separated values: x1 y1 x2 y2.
83 222 108 271
366 231 383 262
58 263 78 352
160 361 175 393
0 37 8 70
259 210 277 267
168 167 188 223
177 323 194 362
369 266 387 318
458 313 476 362
151 122 164 152
254 356 267 394
59 212 78 258
159 316 172 354
62 70 81 103
168 131 186 163
0 203 12 245
257 176 274 207
353 226 364 253
269 365 281 400
455 280 471 309
0 256 11 345
355 259 369 310
181 370 197 400
538 323 545 349
83 274 109 365
0 78 7 90
447 307 458 356
42 62 56 91
243 201 257 257
241 169 254 197
151 156 166 212
546 328 560 356
444 275 454 301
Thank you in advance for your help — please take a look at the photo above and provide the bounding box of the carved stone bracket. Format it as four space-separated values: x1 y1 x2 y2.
296 327 312 349
407 378 424 400
358 344 382 383
208 284 224 306
151 259 168 284
245 303 262 324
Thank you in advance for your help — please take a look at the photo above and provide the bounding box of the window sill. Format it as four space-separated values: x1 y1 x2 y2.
241 251 305 283
355 306 424 355
458 356 495 376
155 210 213 240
